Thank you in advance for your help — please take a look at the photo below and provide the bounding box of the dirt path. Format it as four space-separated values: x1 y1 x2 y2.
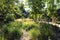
15 18 60 40
21 29 30 40
15 18 60 27
39 21 60 27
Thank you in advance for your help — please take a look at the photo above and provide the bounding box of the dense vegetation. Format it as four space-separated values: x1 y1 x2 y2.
0 0 60 40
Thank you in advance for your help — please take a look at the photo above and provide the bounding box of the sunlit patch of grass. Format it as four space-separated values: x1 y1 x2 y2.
23 21 35 25
19 18 39 31
15 18 35 25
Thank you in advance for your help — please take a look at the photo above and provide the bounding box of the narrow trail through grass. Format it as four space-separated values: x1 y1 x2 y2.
21 29 30 40
15 18 60 40
15 18 60 27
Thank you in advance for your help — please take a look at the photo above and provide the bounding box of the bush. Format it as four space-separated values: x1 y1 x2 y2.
28 28 40 40
4 14 15 23
2 21 22 40
38 23 57 40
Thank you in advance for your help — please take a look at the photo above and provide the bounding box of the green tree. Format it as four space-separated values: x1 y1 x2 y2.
27 0 45 20
27 0 60 22
38 23 56 40
43 0 60 22
0 0 21 23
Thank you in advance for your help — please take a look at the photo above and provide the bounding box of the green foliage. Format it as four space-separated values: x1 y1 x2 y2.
22 21 40 40
3 21 22 32
2 21 22 40
0 0 21 22
28 0 44 13
27 0 45 20
40 23 55 35
57 0 60 3
0 20 57 40
28 28 40 40
38 23 57 40
21 20 56 40
42 0 60 22
27 0 60 22
0 0 60 40
24 22 56 40
22 21 39 31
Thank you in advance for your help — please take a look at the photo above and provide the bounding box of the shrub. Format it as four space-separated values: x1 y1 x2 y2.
38 23 57 40
2 21 22 40
28 28 40 40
